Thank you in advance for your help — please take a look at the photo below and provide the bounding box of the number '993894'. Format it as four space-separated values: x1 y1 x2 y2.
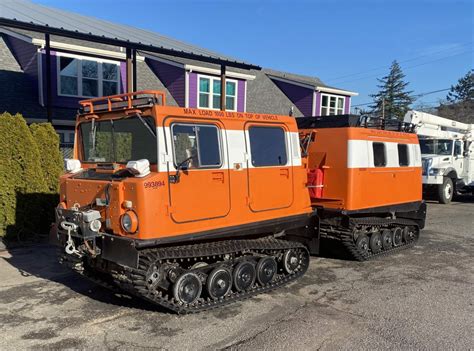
144 181 165 189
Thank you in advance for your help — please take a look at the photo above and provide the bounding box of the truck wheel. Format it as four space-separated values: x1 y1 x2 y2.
438 177 453 204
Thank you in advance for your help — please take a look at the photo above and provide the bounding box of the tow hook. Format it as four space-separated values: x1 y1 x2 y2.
61 221 80 256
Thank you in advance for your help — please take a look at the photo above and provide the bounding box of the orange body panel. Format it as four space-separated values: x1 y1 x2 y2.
301 127 423 211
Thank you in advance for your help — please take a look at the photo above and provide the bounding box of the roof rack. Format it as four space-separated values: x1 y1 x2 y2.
296 114 416 133
79 90 166 115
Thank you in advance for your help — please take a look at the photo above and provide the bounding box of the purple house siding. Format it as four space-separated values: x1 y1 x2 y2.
271 79 313 116
315 92 321 116
237 80 245 112
188 72 198 108
5 35 38 94
146 58 185 106
188 71 246 112
120 62 127 93
344 96 350 114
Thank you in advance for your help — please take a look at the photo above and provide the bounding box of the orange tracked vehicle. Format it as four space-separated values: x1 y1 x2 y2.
54 91 426 312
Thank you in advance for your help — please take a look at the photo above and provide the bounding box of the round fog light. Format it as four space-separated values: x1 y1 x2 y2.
121 211 138 234
89 219 102 232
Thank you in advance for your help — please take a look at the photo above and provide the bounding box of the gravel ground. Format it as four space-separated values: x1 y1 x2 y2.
1 199 473 350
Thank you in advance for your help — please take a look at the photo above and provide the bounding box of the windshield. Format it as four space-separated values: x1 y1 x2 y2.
419 139 453 156
79 116 157 163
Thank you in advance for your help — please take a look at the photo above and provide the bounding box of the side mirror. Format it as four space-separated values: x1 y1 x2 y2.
169 157 192 184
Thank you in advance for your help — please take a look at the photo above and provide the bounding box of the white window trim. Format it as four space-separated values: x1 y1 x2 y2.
320 93 345 116
197 74 238 112
56 52 121 99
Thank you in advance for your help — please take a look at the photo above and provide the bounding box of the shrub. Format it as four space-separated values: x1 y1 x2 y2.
29 123 64 193
0 112 48 238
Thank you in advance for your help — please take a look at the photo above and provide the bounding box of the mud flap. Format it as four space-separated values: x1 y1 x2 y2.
285 213 320 255
102 235 139 268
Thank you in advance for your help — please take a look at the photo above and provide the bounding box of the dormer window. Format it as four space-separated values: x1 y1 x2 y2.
321 94 345 116
198 75 237 111
57 53 120 98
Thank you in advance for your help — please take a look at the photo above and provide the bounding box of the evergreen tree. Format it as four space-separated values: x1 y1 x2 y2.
446 70 473 103
370 60 414 120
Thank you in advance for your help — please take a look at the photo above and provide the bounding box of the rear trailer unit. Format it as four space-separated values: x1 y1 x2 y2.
297 115 426 261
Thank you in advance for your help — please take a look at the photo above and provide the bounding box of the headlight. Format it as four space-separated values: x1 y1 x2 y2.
120 211 138 233
89 219 102 232
429 168 444 176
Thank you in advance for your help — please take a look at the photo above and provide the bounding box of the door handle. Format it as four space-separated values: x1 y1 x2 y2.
279 169 289 178
212 171 225 182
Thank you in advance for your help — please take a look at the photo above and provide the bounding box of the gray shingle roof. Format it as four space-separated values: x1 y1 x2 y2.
264 68 327 88
0 0 255 68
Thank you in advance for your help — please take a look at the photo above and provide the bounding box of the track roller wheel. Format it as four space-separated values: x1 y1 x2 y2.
206 267 232 299
283 249 300 274
256 257 277 285
392 227 403 247
173 272 202 305
369 232 382 253
402 226 415 243
381 229 392 250
355 234 369 256
233 261 256 292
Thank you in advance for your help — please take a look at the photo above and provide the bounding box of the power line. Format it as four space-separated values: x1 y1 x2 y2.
326 41 473 83
352 88 451 107
328 50 473 86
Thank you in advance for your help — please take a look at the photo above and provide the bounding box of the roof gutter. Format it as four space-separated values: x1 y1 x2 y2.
316 86 359 96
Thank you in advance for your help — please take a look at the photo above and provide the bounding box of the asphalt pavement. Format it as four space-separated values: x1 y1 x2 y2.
1 199 473 350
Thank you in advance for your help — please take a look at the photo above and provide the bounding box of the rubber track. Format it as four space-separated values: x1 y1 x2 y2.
115 237 309 313
322 218 420 262
90 237 310 314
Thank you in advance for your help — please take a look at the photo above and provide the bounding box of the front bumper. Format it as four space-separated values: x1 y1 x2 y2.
54 208 138 268
422 175 443 185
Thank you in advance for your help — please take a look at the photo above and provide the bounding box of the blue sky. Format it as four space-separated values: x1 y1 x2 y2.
35 0 473 110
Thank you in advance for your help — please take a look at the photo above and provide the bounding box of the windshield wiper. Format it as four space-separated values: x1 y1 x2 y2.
135 113 156 138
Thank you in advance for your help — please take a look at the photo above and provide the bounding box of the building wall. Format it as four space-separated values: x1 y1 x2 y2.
271 79 313 116
146 58 185 106
4 35 38 96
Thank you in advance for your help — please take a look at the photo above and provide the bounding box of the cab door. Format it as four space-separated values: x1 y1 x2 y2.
245 124 293 212
166 120 230 223
453 140 464 176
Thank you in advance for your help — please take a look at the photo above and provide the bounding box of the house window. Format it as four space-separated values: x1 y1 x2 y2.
198 75 237 111
321 94 345 116
58 55 120 98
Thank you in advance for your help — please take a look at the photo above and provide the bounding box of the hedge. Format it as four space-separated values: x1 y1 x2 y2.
0 113 63 240
29 123 64 193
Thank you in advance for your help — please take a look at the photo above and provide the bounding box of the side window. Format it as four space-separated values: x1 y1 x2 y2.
249 126 287 167
454 140 462 156
172 124 221 168
373 142 386 167
398 144 410 167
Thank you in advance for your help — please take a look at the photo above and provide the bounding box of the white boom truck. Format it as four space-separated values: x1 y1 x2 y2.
404 110 474 204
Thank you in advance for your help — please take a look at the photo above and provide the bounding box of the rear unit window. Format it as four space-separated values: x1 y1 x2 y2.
398 144 410 167
373 142 386 167
249 126 287 167
172 124 221 168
